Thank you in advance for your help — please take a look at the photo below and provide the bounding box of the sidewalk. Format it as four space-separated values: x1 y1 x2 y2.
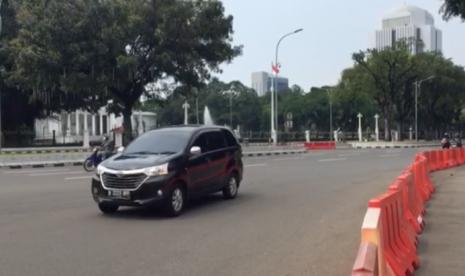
416 167 465 275
348 141 438 149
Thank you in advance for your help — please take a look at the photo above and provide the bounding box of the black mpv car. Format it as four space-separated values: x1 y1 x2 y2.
91 125 243 216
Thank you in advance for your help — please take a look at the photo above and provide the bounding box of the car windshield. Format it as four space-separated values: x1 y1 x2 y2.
124 129 191 155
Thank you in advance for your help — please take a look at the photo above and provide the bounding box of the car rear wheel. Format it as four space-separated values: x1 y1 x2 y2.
164 185 185 217
98 202 119 214
223 173 239 199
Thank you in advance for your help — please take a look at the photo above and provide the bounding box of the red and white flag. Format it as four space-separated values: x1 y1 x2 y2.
271 63 280 74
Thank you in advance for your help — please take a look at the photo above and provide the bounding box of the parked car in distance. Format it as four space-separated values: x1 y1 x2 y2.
91 125 243 216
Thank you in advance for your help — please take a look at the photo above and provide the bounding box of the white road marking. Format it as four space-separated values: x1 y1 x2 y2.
384 149 402 153
318 158 347 162
244 163 267 168
3 168 71 174
65 176 92 180
338 153 360 157
303 153 327 158
272 157 303 162
379 154 400 158
29 171 88 177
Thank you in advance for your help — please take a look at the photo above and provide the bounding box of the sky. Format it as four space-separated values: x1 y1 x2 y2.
216 0 465 90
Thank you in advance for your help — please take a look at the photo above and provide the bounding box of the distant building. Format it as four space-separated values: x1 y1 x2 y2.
375 5 442 54
251 71 289 96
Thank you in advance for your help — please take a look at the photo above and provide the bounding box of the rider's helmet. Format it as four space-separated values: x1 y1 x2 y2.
444 132 449 138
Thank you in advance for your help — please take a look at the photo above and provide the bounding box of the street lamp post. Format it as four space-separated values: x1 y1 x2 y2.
182 101 190 125
271 28 303 145
229 92 233 127
327 89 333 141
414 76 435 142
357 113 363 142
225 86 236 128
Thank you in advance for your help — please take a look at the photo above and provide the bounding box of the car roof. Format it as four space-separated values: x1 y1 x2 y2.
150 125 233 135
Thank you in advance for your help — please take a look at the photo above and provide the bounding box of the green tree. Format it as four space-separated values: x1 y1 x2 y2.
279 85 307 131
1 0 44 137
91 0 240 144
155 79 260 132
441 0 465 20
414 52 465 138
7 0 109 113
353 41 417 140
334 66 377 132
8 0 240 145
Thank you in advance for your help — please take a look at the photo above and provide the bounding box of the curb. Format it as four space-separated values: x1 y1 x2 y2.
242 150 307 157
354 144 437 149
0 148 92 155
0 150 307 169
0 143 306 155
0 160 84 169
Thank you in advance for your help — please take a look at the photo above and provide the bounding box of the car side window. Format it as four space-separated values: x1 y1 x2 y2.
206 131 226 151
222 130 238 147
191 133 208 153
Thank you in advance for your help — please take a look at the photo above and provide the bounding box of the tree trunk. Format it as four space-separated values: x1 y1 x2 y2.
383 106 393 141
397 122 403 141
122 108 133 146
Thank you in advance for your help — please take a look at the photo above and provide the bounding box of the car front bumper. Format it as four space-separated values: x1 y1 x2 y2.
91 174 173 207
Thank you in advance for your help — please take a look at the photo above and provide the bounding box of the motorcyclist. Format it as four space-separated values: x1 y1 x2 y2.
100 135 115 160
441 133 451 149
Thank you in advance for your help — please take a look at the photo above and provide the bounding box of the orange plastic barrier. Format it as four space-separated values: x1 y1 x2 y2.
414 155 435 198
436 150 445 170
457 148 464 165
368 190 419 276
351 148 465 275
304 141 336 150
424 151 438 172
352 242 378 276
390 172 424 235
449 149 458 167
459 148 465 165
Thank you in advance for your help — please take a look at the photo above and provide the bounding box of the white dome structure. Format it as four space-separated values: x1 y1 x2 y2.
382 5 435 29
375 5 442 54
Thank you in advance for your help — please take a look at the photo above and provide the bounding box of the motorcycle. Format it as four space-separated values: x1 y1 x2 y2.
441 137 451 149
83 147 103 172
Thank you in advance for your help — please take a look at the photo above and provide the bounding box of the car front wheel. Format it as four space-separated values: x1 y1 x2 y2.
164 185 185 217
223 173 239 199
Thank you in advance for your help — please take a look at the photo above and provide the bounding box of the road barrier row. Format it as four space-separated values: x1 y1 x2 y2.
304 141 336 150
351 148 465 276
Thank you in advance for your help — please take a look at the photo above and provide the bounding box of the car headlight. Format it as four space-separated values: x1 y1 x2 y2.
144 164 169 176
97 164 105 175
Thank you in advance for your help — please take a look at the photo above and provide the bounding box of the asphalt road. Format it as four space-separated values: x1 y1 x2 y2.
0 148 424 276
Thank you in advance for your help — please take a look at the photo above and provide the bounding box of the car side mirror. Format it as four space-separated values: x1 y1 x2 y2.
117 146 125 153
190 146 201 156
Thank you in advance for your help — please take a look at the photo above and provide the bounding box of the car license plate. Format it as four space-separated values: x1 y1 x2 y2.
109 190 130 199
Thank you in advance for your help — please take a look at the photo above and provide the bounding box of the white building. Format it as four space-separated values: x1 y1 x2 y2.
375 5 442 54
251 71 289 96
34 109 157 145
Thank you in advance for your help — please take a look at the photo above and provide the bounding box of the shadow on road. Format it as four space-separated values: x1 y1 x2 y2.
100 192 259 220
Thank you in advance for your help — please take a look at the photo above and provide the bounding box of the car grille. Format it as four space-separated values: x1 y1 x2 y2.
101 173 147 190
